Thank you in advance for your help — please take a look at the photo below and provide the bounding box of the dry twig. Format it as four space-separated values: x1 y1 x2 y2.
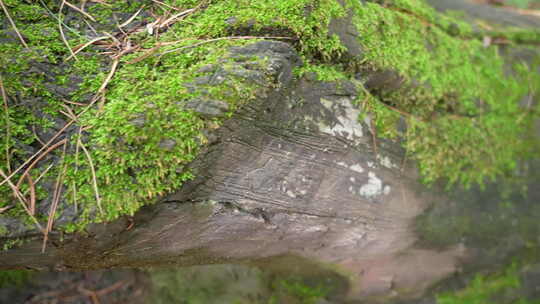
127 39 189 64
0 168 43 232
58 0 78 61
66 35 109 61
78 138 103 215
25 174 36 215
119 6 144 28
42 142 68 253
151 0 181 10
64 0 97 21
27 162 54 188
0 0 29 49
96 58 119 95
78 286 101 304
0 74 11 173
0 205 12 213
71 130 82 213
160 8 195 28
0 67 114 188
62 98 89 106
15 138 68 189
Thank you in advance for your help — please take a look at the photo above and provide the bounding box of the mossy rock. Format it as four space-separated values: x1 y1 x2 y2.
0 0 539 240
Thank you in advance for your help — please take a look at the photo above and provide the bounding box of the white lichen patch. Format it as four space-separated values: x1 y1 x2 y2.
286 190 297 198
318 97 363 140
336 161 364 173
378 155 398 169
359 172 383 199
347 171 391 200
336 161 348 167
350 164 364 173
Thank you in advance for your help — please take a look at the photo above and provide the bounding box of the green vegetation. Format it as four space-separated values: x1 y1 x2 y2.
505 0 540 9
293 64 348 82
350 0 540 187
0 0 539 236
268 277 328 304
148 266 329 304
0 269 32 288
436 263 540 304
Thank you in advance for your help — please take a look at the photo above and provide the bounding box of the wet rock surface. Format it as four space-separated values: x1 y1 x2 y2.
0 269 146 304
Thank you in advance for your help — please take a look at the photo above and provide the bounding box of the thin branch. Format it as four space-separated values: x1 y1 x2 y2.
25 173 36 215
119 6 144 28
64 0 96 22
42 142 68 253
78 139 103 215
15 138 68 189
381 102 419 119
0 168 43 232
31 125 47 147
66 35 109 61
28 162 54 187
0 70 111 187
0 74 11 173
60 103 78 121
71 130 82 214
111 45 141 60
62 98 89 106
160 8 195 28
96 59 119 95
0 0 29 49
102 31 121 47
38 0 81 36
0 205 12 213
83 18 99 36
1 169 28 207
58 0 78 61
77 285 101 304
127 39 189 64
150 0 181 11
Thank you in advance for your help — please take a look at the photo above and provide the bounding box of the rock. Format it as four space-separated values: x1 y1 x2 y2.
159 139 177 151
129 115 146 127
328 0 364 60
184 98 230 118
0 216 33 238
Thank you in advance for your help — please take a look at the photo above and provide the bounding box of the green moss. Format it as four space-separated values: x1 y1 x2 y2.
269 277 329 304
0 0 74 211
294 64 348 81
436 263 540 304
45 0 353 229
1 0 346 233
351 0 540 187
2 238 24 251
0 269 32 288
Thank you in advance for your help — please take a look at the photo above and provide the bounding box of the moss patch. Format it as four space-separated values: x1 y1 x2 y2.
351 0 540 187
1 0 349 233
0 269 32 288
436 262 540 304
